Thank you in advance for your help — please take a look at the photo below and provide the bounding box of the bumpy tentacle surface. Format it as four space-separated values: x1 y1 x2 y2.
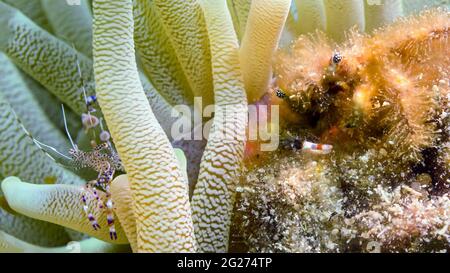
0 231 130 253
0 92 83 186
110 175 137 252
295 0 327 34
21 73 82 135
227 0 252 42
1 2 181 138
278 5 298 49
0 53 69 152
0 2 94 115
172 132 207 197
139 72 183 138
1 177 128 244
240 0 290 103
323 0 365 42
41 0 93 58
191 0 248 253
2 0 52 32
92 0 196 253
0 198 71 247
365 0 404 32
153 0 214 109
0 87 84 245
133 0 194 106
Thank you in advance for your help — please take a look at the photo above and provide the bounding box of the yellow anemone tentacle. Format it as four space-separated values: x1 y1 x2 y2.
110 175 137 252
365 0 404 33
191 0 248 253
1 177 128 244
227 0 252 42
92 0 196 253
323 0 365 42
0 230 130 253
295 0 327 34
240 0 291 103
134 0 194 106
153 0 214 110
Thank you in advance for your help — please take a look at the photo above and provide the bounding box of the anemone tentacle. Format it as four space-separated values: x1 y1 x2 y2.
0 1 94 115
227 0 252 42
92 0 196 253
41 0 93 58
110 175 137 252
240 0 290 103
364 0 404 33
0 230 130 253
1 177 128 244
133 0 194 107
294 0 326 34
0 53 69 152
153 0 214 110
323 0 365 42
191 0 248 253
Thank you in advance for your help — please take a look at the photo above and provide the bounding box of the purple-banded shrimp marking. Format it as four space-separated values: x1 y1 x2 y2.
62 104 123 240
60 50 123 240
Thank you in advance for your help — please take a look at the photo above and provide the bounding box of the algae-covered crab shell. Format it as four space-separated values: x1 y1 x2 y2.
0 0 448 254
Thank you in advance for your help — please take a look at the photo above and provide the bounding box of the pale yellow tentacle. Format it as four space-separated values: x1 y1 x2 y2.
133 0 194 106
227 0 252 41
0 230 130 253
92 0 196 253
365 0 404 33
295 0 327 34
153 0 214 110
110 175 137 252
323 0 365 42
191 0 248 253
240 0 291 103
1 177 128 243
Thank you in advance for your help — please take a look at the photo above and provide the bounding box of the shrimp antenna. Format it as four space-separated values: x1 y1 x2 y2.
72 43 89 107
33 139 72 161
61 104 77 150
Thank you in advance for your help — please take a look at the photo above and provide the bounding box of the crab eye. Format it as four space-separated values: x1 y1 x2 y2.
332 52 343 64
275 88 287 99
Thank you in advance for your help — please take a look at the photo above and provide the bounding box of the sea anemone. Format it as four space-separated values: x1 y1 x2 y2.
0 0 448 253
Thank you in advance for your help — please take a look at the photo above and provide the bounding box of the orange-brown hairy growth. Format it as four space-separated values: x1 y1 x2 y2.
275 32 334 93
367 9 449 85
274 8 449 161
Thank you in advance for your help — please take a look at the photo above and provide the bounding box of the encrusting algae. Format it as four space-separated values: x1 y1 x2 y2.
232 8 450 253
